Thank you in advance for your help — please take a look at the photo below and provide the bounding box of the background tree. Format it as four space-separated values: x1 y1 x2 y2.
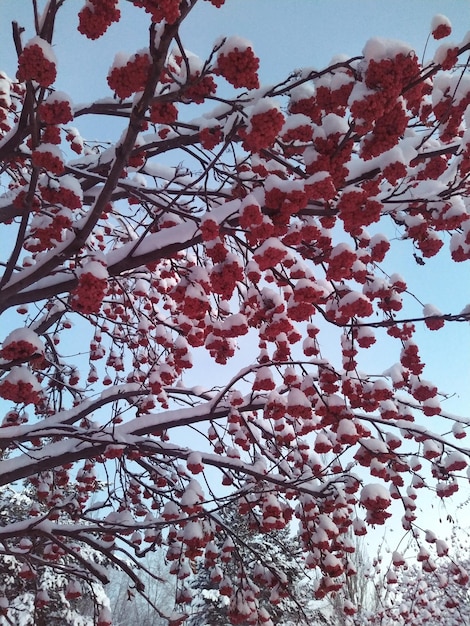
0 1 470 624
0 486 110 626
106 549 175 626
186 503 323 626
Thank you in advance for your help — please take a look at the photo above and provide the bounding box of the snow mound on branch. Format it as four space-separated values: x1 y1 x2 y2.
363 37 413 62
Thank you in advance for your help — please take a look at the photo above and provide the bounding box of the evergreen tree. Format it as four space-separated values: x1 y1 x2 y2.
0 486 110 626
186 503 323 626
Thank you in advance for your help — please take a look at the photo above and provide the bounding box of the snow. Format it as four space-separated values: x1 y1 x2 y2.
431 14 452 32
1 327 44 355
423 303 442 317
25 35 57 65
362 37 413 62
77 260 108 279
360 483 391 505
44 89 72 107
1 365 41 389
216 34 254 54
434 42 458 66
33 141 63 159
321 112 349 136
289 82 315 103
249 96 281 117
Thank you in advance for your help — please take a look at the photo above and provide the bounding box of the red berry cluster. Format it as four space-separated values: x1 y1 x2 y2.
305 132 352 187
265 185 307 226
365 53 420 100
432 22 452 40
183 73 217 104
361 100 409 159
210 255 243 299
78 0 121 40
199 217 220 242
0 338 43 365
289 94 322 125
199 126 223 149
107 53 151 99
132 0 180 24
326 245 357 281
382 160 407 185
39 95 73 125
0 368 42 405
71 268 108 314
239 202 263 230
39 183 82 210
17 40 57 87
253 239 287 271
41 125 61 144
240 107 285 153
150 101 178 124
32 146 64 175
336 190 382 235
216 46 260 89
25 210 73 252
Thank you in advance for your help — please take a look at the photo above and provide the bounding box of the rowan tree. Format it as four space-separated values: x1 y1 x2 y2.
0 2 470 624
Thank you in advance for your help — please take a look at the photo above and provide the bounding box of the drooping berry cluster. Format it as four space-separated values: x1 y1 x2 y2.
431 14 452 40
32 144 64 175
39 176 83 210
38 92 73 125
71 261 109 313
17 37 57 87
0 366 42 405
150 101 178 124
107 52 151 99
182 73 217 104
240 102 285 153
132 0 181 24
78 0 121 40
215 39 260 89
199 126 223 149
0 328 44 365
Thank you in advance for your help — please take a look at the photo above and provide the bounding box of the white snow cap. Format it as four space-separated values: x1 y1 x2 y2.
363 37 413 62
431 14 452 33
25 36 57 65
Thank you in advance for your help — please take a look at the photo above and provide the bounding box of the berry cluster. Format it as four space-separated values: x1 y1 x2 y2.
199 126 223 150
39 92 73 125
41 124 61 144
431 15 452 40
39 181 82 210
32 144 64 175
71 262 109 314
25 209 73 252
107 52 151 99
17 38 57 87
132 0 180 24
240 106 285 153
78 0 121 40
336 190 382 235
150 101 178 124
182 73 217 104
264 184 307 226
216 44 260 89
0 366 42 405
0 329 44 364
